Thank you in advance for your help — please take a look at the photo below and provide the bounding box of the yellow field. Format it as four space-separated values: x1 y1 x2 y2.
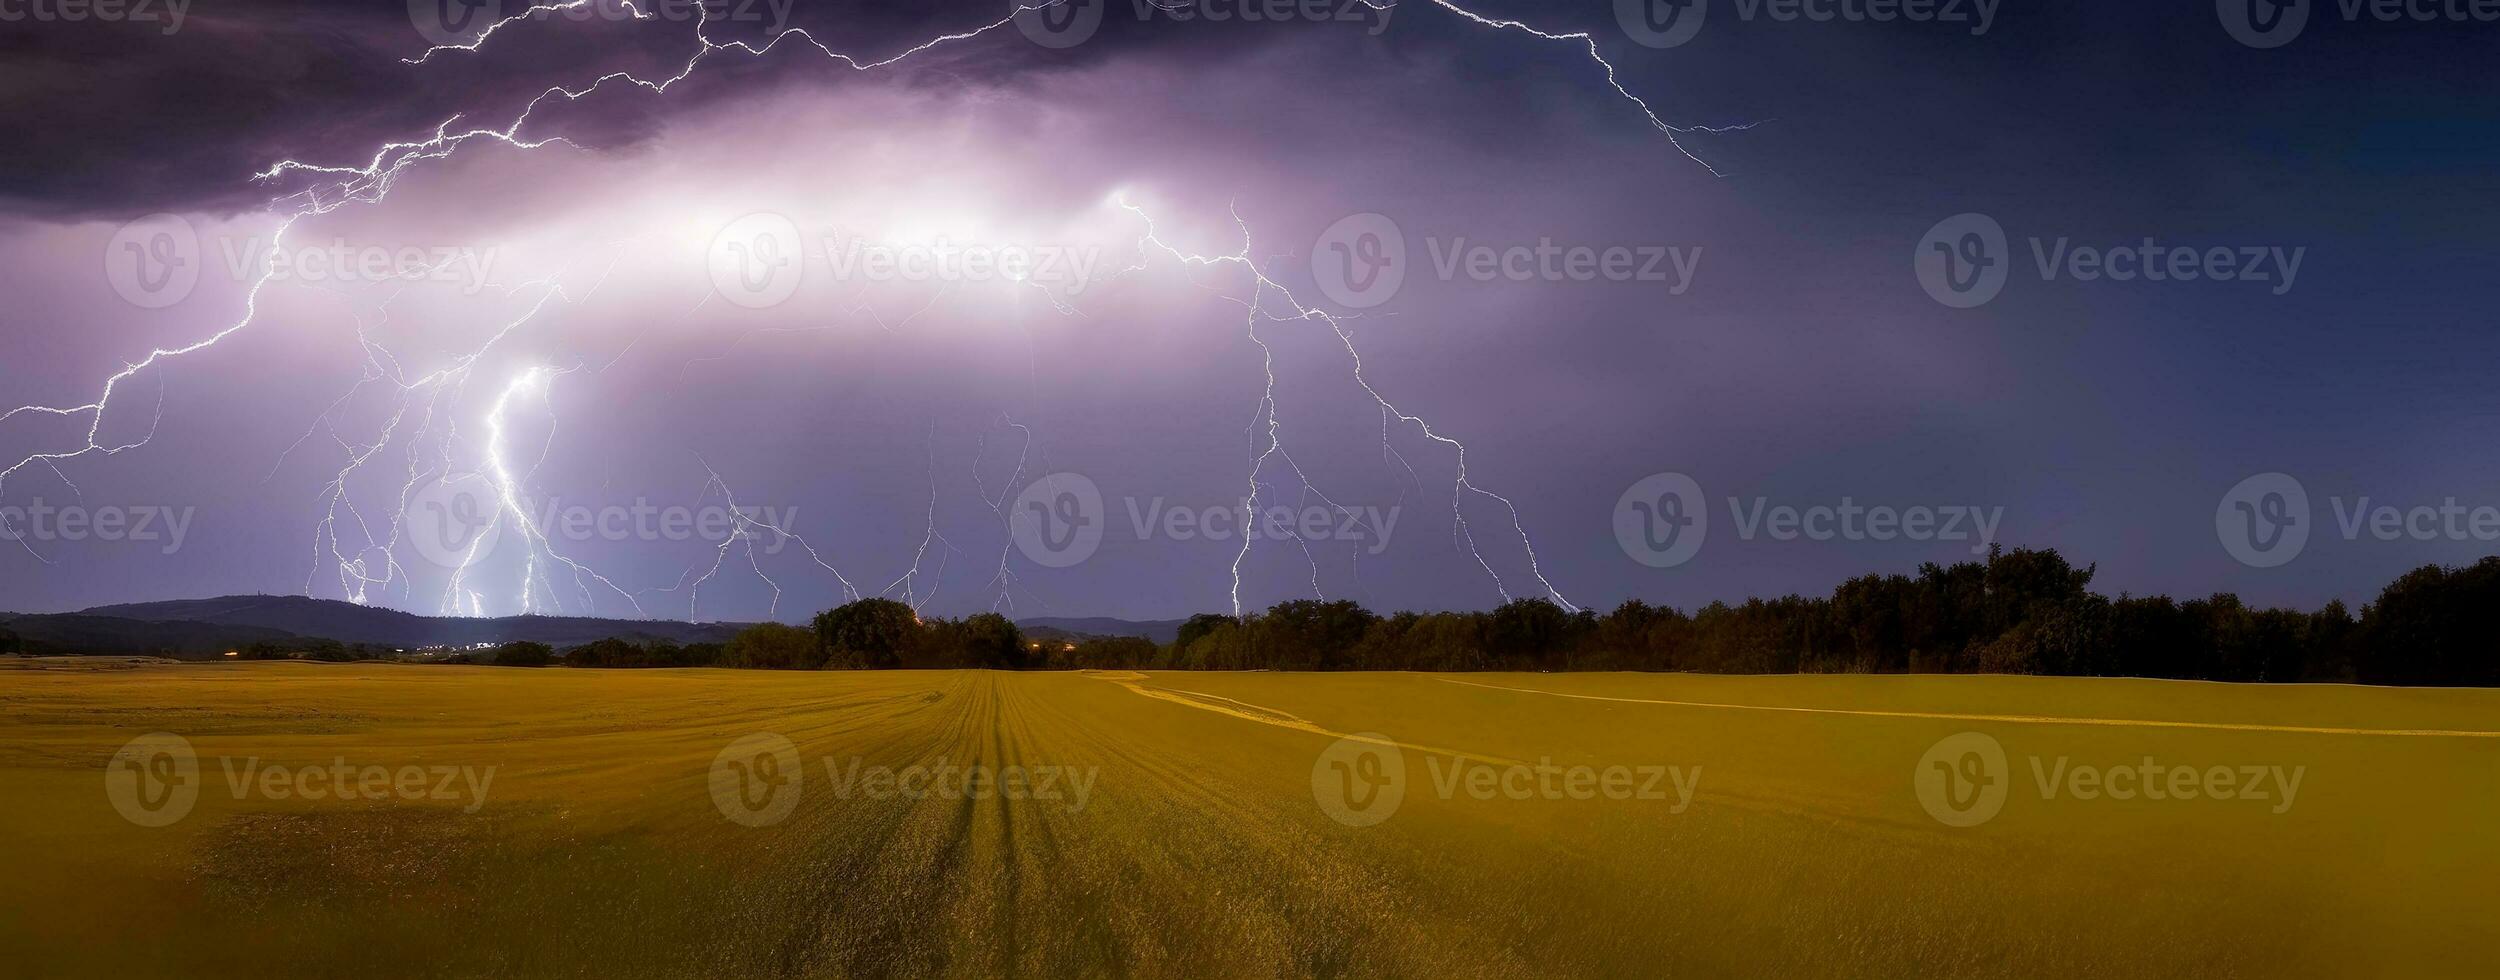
2 661 2496 978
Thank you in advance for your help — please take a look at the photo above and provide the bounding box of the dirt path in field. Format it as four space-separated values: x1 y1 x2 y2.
1432 676 2500 738
1086 670 1525 765
689 671 1532 978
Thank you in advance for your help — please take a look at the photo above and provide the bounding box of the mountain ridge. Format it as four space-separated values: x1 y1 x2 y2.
0 595 1187 658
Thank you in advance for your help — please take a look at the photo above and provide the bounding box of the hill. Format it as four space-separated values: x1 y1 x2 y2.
0 595 748 658
3 595 1187 660
0 614 302 658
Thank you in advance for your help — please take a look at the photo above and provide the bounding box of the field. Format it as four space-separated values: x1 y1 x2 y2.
2 661 2496 978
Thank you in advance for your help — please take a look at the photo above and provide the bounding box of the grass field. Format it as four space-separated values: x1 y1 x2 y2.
2 661 2496 978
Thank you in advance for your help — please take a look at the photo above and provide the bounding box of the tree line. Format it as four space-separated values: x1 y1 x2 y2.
454 547 2497 685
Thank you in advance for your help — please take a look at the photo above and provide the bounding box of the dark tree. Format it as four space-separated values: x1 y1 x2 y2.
2356 557 2500 686
565 637 638 668
721 623 824 670
1175 613 1235 653
1053 636 1159 670
959 612 1028 669
562 637 727 668
490 641 554 667
814 598 921 669
1261 599 1379 669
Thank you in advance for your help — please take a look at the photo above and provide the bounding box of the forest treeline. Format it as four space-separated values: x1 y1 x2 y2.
454 547 2500 686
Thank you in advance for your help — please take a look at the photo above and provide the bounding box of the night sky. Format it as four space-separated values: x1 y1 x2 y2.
2 0 2495 622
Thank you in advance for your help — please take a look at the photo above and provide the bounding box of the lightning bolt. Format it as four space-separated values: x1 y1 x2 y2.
3 0 1737 618
1114 199 1577 614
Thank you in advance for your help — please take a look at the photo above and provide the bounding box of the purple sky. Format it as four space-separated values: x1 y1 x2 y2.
3 1 2496 622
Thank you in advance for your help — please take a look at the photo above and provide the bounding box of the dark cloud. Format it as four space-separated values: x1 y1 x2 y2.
0 0 1426 218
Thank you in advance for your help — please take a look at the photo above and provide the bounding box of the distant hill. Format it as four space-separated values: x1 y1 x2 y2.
1017 616 1187 645
0 614 303 658
83 595 746 647
0 595 748 658
1 595 1184 659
